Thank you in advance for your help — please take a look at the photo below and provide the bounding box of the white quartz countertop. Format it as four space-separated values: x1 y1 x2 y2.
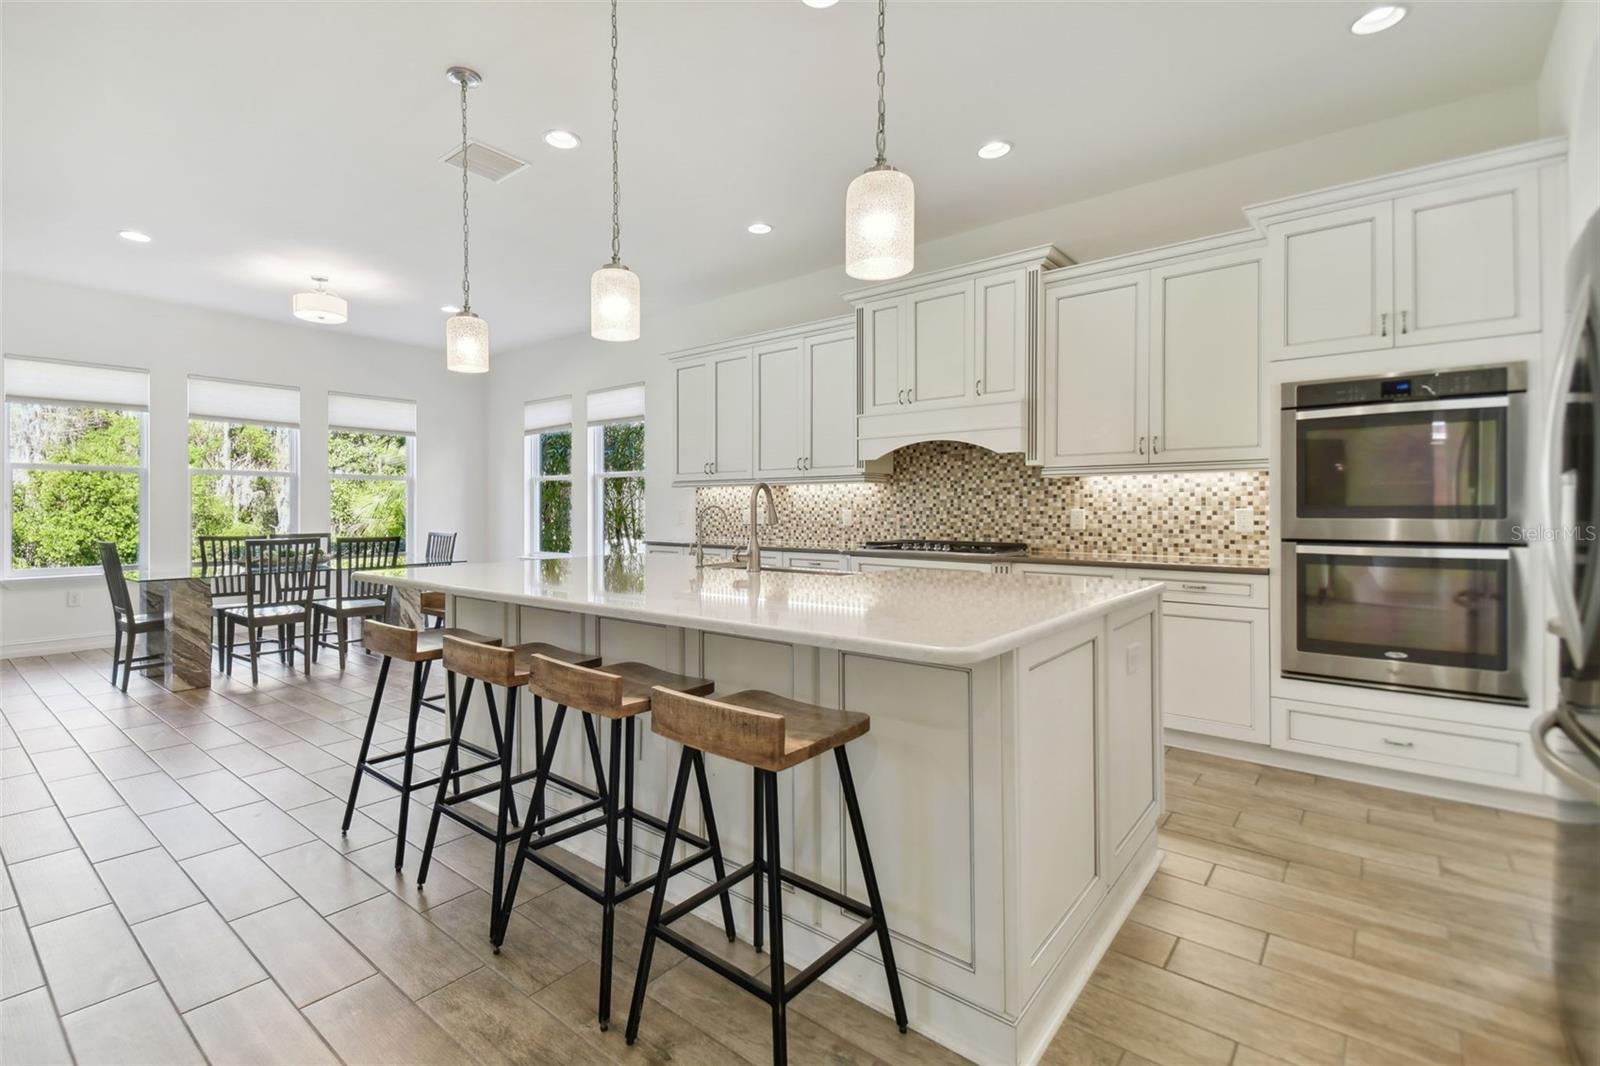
362 555 1159 666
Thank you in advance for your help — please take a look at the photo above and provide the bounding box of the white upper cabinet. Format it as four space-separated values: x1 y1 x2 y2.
975 268 1030 402
1393 170 1541 346
804 327 860 477
1042 273 1149 469
860 296 907 415
710 349 753 481
754 339 804 478
673 360 712 479
1149 250 1266 465
905 280 975 408
1265 202 1394 361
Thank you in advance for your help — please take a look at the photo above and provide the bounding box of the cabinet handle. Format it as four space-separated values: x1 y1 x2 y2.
908 388 914 403
1179 583 1209 592
796 459 802 471
897 389 906 405
804 457 811 470
1138 436 1146 455
710 462 716 475
1380 737 1415 749
1380 312 1389 337
975 379 983 396
1400 310 1408 335
1152 435 1160 454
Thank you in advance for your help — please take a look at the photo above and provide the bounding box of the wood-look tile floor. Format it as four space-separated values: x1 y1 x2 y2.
0 650 1574 1065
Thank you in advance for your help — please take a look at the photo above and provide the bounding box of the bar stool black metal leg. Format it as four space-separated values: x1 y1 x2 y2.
763 769 788 1065
493 702 566 947
625 749 695 1046
342 656 391 833
623 717 635 882
481 686 520 830
533 695 546 828
836 746 908 1033
393 660 426 871
691 751 737 941
597 716 624 1029
752 768 764 953
582 713 625 873
418 675 476 887
490 685 519 950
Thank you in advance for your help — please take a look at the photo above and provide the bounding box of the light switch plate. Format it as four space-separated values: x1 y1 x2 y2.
1069 508 1087 531
66 590 82 608
1233 507 1254 533
840 506 854 527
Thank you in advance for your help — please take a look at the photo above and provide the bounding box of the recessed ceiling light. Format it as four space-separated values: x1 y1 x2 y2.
441 304 462 314
977 141 1012 160
118 230 152 243
1350 5 1407 34
801 0 839 7
747 222 773 235
543 129 581 150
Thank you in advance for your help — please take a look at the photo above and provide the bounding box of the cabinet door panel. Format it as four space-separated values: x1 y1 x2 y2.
1266 203 1393 360
907 281 973 406
1161 603 1268 743
1150 254 1265 464
1395 172 1540 346
862 298 905 414
1044 274 1149 468
673 361 711 479
805 329 860 476
975 269 1025 400
711 351 752 479
1106 605 1158 883
754 341 803 478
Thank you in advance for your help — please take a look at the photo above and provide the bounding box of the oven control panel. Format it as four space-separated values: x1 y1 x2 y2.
1291 365 1520 409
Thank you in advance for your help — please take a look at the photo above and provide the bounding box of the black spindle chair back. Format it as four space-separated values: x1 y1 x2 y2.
332 536 402 604
98 542 135 623
425 531 458 564
245 536 322 617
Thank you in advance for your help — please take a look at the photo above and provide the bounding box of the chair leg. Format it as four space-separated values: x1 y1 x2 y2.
598 715 624 1029
625 748 695 1046
532 696 545 823
110 626 123 687
764 769 788 1065
691 750 737 942
418 675 474 888
302 618 312 676
489 685 518 949
249 627 260 685
491 701 566 948
342 656 391 833
394 660 426 871
623 717 635 883
278 625 289 665
120 628 135 692
836 746 908 1033
582 714 625 874
752 769 764 954
223 619 234 677
337 616 349 671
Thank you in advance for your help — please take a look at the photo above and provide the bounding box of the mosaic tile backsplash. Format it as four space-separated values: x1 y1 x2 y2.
694 441 1270 558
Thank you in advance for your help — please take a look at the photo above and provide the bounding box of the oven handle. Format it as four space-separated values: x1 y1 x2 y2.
1293 395 1511 420
1540 271 1592 667
1293 543 1513 560
1531 708 1600 803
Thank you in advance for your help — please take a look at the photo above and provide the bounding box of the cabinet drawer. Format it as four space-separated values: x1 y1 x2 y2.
1276 701 1527 783
1130 569 1267 607
782 552 847 571
1019 564 1127 581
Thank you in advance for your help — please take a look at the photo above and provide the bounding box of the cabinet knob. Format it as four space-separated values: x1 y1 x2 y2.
1380 312 1389 337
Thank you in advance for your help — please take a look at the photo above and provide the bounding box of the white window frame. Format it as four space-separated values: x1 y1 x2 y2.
186 417 301 551
2 398 150 577
589 418 645 557
328 430 415 551
526 426 574 556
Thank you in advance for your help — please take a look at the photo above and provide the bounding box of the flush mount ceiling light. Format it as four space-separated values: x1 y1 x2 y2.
747 222 773 235
544 129 581 150
844 0 915 280
591 0 641 342
802 0 840 7
292 276 348 324
1351 5 1407 34
118 230 152 243
444 66 490 373
977 140 1012 160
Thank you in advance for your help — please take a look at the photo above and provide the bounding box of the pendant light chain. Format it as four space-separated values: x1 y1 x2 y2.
610 0 622 265
875 0 887 166
459 77 472 313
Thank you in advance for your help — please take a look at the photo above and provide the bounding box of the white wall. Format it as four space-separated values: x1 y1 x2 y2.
483 83 1542 556
1539 0 1600 241
0 275 488 656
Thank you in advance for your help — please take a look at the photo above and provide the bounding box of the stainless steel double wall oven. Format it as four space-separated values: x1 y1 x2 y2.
1280 363 1529 702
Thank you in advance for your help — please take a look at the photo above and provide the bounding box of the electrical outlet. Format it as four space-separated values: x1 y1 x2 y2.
1233 507 1255 533
1069 508 1087 531
839 506 854 527
66 590 82 608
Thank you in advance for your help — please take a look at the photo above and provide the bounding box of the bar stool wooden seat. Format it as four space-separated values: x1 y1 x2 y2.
340 621 503 873
492 656 737 1031
414 638 603 941
625 687 907 1065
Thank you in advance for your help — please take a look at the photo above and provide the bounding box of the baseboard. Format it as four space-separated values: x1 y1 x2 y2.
0 632 115 660
1164 729 1564 820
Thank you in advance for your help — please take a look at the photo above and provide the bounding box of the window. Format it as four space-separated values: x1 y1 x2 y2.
524 397 572 554
588 385 645 557
188 377 300 558
329 393 416 550
4 358 149 573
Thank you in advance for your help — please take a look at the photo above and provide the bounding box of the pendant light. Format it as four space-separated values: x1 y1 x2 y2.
590 0 640 342
445 66 490 373
844 0 914 281
292 276 348 324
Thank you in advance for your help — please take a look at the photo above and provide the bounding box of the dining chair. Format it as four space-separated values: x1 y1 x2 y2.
314 535 402 669
218 537 322 683
98 542 165 692
425 531 458 564
197 534 251 670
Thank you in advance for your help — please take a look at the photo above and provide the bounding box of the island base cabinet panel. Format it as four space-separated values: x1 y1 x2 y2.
1159 603 1270 744
1105 601 1160 887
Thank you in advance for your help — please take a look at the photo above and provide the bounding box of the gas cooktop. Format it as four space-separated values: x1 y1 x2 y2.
859 539 1028 555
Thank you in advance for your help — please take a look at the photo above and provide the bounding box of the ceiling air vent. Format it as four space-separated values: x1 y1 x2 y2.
440 141 530 183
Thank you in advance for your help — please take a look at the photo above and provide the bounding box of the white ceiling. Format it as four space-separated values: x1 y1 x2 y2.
2 1 1560 351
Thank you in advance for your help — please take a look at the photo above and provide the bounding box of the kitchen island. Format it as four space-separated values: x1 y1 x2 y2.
363 554 1164 1066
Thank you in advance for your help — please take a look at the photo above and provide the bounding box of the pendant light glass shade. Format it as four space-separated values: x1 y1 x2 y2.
590 263 640 342
845 165 915 280
445 311 490 373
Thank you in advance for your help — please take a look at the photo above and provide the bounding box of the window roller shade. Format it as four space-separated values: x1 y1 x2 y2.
189 377 300 426
524 396 573 433
4 357 149 410
329 392 417 435
585 383 645 424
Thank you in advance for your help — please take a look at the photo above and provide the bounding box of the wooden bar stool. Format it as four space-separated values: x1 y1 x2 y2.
625 688 908 1065
493 656 737 1031
414 637 601 940
340 621 504 872
419 591 446 629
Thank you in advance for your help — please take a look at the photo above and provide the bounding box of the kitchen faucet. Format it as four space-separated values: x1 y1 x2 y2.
747 483 777 574
693 504 733 568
